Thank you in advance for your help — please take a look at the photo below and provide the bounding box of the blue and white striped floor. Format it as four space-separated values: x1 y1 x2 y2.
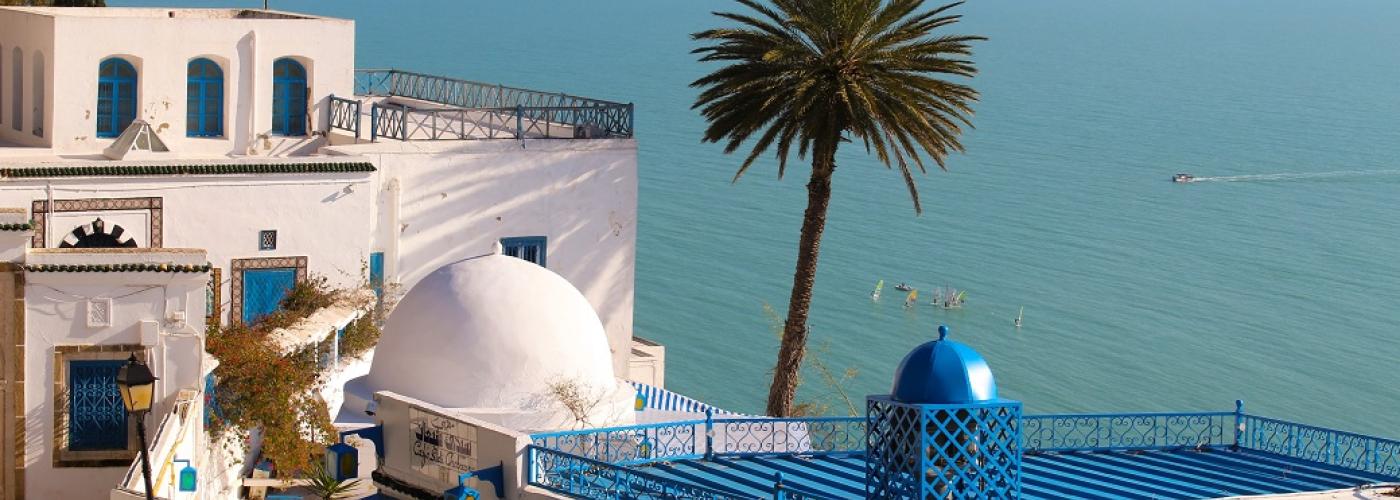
637 448 1397 499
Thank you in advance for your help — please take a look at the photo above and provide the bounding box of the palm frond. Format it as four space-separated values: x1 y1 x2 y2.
692 0 983 214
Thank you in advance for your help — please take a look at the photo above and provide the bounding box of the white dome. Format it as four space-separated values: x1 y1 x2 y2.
352 252 633 430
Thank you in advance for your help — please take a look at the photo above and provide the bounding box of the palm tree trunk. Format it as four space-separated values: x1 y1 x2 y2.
766 150 836 417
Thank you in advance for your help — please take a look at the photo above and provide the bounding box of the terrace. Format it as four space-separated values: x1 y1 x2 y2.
526 407 1400 499
330 69 634 142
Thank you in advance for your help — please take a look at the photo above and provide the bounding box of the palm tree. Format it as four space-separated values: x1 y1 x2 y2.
692 0 984 416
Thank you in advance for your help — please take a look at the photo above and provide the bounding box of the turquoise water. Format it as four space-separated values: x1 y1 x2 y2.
125 0 1400 435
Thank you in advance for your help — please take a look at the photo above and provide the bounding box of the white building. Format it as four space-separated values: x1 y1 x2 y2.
0 6 658 499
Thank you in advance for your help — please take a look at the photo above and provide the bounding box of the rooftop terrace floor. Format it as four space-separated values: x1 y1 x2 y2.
638 449 1397 499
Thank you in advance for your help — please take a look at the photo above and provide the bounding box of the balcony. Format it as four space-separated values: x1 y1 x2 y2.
331 69 634 142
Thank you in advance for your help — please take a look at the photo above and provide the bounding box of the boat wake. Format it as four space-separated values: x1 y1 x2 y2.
1189 170 1400 183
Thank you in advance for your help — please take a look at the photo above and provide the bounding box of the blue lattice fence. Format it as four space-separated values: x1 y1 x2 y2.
866 397 1021 499
1240 414 1400 477
1022 411 1234 452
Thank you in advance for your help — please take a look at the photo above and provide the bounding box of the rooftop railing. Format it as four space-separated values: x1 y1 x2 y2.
1240 414 1400 477
333 69 634 142
527 402 1400 499
1022 410 1234 453
527 413 864 499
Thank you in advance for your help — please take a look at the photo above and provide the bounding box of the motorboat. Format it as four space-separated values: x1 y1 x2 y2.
1173 173 1195 183
894 283 914 292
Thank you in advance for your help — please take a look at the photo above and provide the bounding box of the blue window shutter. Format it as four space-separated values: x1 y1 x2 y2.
97 58 137 138
272 58 307 136
500 236 547 267
68 360 128 451
369 252 385 298
242 267 297 324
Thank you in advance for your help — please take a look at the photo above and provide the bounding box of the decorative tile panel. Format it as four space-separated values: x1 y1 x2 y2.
229 257 307 325
31 197 162 249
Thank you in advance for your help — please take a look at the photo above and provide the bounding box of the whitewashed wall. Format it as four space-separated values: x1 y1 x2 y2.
328 138 639 376
0 8 55 147
0 7 354 156
372 391 532 500
21 249 208 500
0 169 374 324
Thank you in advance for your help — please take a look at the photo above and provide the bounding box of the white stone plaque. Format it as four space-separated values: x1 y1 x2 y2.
409 406 478 483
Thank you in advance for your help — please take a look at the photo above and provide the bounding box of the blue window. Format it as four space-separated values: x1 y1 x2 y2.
68 360 129 451
186 58 223 137
272 58 307 136
242 267 297 324
501 236 547 267
97 58 137 138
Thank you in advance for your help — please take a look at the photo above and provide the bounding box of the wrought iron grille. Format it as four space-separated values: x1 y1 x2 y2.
531 420 705 466
1022 411 1232 452
68 360 129 451
712 417 865 457
866 397 1021 500
527 445 745 499
354 69 633 141
1240 414 1400 477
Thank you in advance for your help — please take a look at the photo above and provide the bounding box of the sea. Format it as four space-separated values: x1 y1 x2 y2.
120 0 1400 435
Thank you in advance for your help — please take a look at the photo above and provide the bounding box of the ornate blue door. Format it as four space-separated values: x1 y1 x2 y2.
243 267 297 324
68 360 128 451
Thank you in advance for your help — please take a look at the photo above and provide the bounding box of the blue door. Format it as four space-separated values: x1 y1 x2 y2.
68 360 128 451
369 252 384 298
243 267 297 324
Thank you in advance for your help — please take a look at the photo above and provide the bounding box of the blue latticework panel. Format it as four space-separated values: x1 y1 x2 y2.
242 267 296 324
68 360 129 451
867 396 1021 499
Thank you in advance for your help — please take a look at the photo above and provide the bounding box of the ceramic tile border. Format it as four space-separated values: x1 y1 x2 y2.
228 257 308 325
30 197 163 250
50 344 145 468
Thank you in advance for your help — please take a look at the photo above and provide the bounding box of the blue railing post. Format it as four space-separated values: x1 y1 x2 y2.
515 105 524 140
772 472 785 500
370 104 379 142
1233 400 1244 448
704 409 715 461
628 103 635 137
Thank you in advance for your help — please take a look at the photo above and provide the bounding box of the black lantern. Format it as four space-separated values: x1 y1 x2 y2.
116 354 157 413
115 354 158 500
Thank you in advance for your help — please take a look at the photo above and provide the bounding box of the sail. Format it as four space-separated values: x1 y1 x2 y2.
871 280 884 300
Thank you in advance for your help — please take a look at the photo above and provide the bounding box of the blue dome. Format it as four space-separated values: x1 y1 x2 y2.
891 325 998 404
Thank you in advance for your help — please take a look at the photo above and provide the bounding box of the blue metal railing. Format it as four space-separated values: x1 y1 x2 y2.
526 445 746 499
530 419 706 466
1022 411 1234 452
528 404 1400 499
1240 414 1400 477
711 416 865 458
354 69 634 141
327 95 361 140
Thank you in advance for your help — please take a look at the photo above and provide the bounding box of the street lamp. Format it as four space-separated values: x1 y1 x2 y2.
116 354 158 500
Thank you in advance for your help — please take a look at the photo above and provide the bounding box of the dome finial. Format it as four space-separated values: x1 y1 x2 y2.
937 324 949 341
491 241 504 255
